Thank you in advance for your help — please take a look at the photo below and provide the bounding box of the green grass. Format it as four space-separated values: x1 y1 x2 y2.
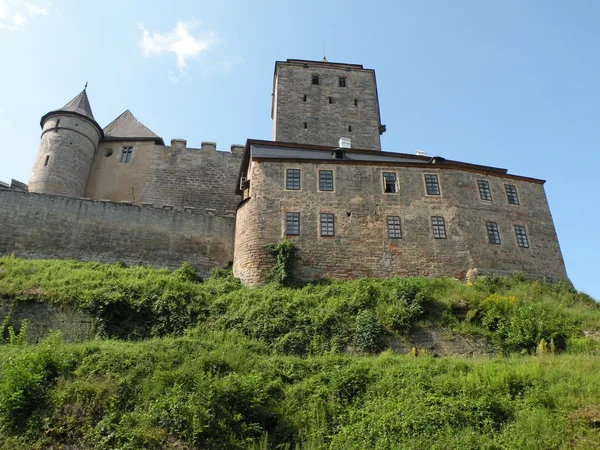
1 257 600 448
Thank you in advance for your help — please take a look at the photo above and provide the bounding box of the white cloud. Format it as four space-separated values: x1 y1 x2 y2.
0 0 48 30
138 20 219 82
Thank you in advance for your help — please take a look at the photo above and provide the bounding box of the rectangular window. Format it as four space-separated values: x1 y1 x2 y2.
303 94 307 102
383 172 398 193
354 99 358 106
431 216 447 239
286 169 301 190
312 75 319 85
120 146 133 163
515 225 529 248
425 174 441 195
285 212 300 236
319 170 334 191
478 180 492 201
387 216 402 239
320 213 335 236
486 222 501 244
44 155 50 166
505 184 519 205
339 77 347 87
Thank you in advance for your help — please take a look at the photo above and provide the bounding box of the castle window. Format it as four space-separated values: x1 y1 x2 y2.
424 174 441 196
312 75 319 85
515 225 529 248
383 172 398 193
304 122 308 130
348 126 352 132
431 216 447 239
320 213 335 236
285 212 300 236
319 170 334 191
44 155 50 166
478 180 492 201
486 222 501 244
387 216 402 239
329 96 334 104
286 169 301 190
339 77 347 87
505 184 519 205
354 99 358 107
120 146 133 163
303 94 307 102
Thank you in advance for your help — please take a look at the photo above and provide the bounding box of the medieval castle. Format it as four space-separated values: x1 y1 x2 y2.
0 58 568 285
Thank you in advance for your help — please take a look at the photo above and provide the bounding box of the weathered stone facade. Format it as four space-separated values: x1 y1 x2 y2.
272 59 383 150
0 190 235 277
233 144 567 285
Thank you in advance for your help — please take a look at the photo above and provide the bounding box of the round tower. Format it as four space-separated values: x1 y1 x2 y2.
28 88 103 197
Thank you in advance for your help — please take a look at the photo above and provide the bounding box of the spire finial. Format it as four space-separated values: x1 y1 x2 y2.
322 42 328 62
84 81 88 91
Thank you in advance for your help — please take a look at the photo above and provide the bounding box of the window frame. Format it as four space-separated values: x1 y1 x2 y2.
387 215 402 239
486 221 501 244
514 225 529 248
424 173 441 196
338 76 347 87
120 146 133 164
285 168 301 191
431 216 447 239
477 179 492 201
505 184 520 205
318 169 334 192
285 212 300 236
312 74 319 85
320 213 335 237
382 171 399 194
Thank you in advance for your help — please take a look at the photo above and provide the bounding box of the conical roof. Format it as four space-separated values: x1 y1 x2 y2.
103 110 163 144
40 88 103 137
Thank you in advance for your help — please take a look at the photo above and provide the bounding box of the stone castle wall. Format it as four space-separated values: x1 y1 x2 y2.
273 61 382 150
233 160 567 285
142 141 243 216
0 190 235 277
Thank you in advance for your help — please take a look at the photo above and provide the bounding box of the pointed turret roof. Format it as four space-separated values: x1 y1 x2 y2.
40 88 103 137
103 110 164 145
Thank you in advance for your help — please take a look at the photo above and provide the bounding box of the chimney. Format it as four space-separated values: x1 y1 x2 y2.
339 137 352 149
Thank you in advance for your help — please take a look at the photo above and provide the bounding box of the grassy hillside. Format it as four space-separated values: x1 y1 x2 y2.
0 257 599 448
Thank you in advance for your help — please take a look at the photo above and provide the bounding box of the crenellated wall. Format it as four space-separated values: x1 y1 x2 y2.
0 190 235 277
233 160 568 285
142 140 244 216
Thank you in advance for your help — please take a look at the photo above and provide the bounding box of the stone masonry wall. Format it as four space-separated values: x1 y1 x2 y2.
0 191 235 278
233 160 567 285
142 141 243 216
273 61 382 150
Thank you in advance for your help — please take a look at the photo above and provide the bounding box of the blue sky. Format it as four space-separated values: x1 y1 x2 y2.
1 0 599 298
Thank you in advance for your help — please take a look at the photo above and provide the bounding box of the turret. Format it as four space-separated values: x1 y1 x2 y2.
28 87 103 197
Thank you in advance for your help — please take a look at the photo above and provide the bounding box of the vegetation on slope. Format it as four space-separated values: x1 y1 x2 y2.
0 257 599 448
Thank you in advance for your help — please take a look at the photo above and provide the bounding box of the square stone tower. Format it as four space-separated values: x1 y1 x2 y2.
272 59 384 150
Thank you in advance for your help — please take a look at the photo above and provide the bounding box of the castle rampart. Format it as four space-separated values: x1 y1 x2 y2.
0 190 235 277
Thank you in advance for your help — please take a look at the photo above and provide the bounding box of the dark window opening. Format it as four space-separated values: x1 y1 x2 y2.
304 122 308 129
354 99 358 106
334 150 345 159
486 222 501 244
286 212 300 236
303 94 307 102
312 75 319 85
478 180 492 201
383 172 398 193
286 168 301 190
348 126 352 132
329 96 333 104
387 216 402 239
505 184 520 205
339 77 347 87
431 216 447 239
120 146 133 163
320 213 335 236
44 155 50 166
319 170 334 191
425 174 441 195
515 225 529 248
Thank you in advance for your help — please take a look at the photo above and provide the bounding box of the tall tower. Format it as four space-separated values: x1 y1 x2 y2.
28 88 103 197
272 58 384 150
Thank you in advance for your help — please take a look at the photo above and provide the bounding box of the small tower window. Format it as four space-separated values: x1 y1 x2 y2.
44 155 50 166
120 146 133 163
303 94 307 102
339 77 347 87
348 126 352 132
329 96 333 104
312 75 319 85
304 122 308 129
354 99 358 107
